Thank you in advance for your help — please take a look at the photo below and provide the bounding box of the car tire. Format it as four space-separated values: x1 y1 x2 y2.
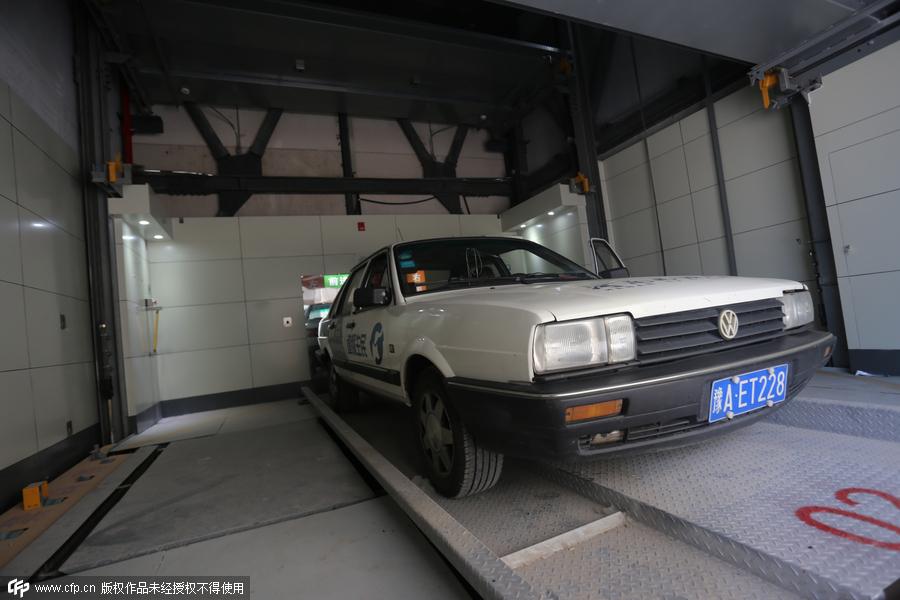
412 367 503 497
327 362 359 412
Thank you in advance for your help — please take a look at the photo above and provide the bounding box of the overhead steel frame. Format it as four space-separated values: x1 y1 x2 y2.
183 102 283 216
338 113 360 215
789 100 848 368
74 5 128 443
397 119 469 214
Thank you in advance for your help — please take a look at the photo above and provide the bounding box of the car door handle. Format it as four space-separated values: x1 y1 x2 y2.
346 321 356 330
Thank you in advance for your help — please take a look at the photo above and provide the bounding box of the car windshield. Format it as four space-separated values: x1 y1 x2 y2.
306 304 331 320
394 238 596 296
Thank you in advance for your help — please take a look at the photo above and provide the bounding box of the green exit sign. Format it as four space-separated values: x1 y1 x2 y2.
324 273 349 288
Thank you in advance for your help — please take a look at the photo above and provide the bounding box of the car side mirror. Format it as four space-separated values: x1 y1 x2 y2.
353 287 390 308
600 267 630 279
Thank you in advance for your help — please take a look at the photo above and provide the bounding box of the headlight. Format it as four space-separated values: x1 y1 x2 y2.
533 315 635 374
780 291 814 329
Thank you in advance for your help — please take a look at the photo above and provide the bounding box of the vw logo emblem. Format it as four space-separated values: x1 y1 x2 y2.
718 309 739 340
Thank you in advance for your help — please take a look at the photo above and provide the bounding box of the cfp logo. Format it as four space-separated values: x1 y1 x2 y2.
6 579 29 598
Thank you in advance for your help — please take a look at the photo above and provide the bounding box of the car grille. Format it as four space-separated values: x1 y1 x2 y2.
626 418 705 441
634 298 785 364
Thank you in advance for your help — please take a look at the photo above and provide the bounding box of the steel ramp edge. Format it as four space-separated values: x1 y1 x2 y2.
301 387 545 600
535 461 861 600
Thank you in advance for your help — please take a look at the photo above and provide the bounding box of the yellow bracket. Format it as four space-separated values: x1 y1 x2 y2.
759 71 779 109
574 172 590 194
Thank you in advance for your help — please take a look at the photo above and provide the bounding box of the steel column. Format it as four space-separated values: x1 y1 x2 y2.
563 22 607 239
789 99 848 368
338 113 360 215
703 64 738 276
74 5 128 443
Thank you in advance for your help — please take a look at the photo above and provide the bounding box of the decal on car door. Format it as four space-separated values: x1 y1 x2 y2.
370 322 385 365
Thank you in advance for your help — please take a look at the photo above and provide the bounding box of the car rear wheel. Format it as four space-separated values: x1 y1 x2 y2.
327 362 359 412
413 367 503 497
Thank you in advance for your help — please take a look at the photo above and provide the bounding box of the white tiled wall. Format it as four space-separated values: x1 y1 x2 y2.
147 214 502 403
811 39 900 354
600 87 815 285
0 79 97 470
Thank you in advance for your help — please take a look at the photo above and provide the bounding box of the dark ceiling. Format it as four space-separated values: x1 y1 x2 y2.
92 0 747 142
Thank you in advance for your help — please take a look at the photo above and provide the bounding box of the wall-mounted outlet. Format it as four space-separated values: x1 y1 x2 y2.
283 317 293 328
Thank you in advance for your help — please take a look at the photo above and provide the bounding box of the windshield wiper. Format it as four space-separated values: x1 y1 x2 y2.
516 272 592 283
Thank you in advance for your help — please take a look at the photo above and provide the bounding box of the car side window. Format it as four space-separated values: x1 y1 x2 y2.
363 253 389 290
336 266 367 317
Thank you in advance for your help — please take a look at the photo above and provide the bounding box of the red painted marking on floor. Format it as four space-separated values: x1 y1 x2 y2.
796 487 900 551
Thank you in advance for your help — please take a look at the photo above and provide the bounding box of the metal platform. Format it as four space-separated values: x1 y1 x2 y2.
304 371 900 600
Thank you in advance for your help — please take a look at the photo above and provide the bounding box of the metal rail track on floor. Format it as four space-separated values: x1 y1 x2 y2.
302 387 900 600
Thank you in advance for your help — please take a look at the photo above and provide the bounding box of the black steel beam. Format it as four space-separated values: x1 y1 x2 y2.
183 102 229 161
183 0 562 58
564 22 607 239
249 108 283 157
790 99 848 368
135 171 512 197
445 126 469 169
703 63 738 277
397 119 434 167
338 113 360 215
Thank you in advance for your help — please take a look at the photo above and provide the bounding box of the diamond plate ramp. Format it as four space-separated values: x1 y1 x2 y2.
517 517 803 600
541 418 900 600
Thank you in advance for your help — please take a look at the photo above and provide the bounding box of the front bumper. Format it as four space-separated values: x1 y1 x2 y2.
445 328 835 459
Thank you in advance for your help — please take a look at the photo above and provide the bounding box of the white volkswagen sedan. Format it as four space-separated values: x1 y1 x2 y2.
318 236 834 497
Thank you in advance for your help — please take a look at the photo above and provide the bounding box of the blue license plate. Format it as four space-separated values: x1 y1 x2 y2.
709 364 789 423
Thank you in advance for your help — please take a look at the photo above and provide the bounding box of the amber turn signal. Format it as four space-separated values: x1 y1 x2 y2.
565 399 623 423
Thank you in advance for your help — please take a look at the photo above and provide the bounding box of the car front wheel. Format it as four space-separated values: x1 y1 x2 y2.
327 362 359 412
413 367 503 497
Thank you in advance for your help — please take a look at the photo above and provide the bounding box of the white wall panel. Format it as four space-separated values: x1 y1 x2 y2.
119 300 150 359
725 159 806 234
0 370 36 469
611 208 660 259
713 87 760 127
0 80 9 121
626 252 664 277
239 216 323 258
699 238 731 276
848 272 900 349
24 288 91 368
31 362 96 449
679 108 709 143
19 207 88 300
149 218 241 263
0 280 28 371
664 244 702 275
155 303 248 354
718 109 795 181
243 256 323 301
650 148 690 203
733 220 812 281
683 134 717 192
396 214 461 241
828 128 900 204
125 355 158 416
155 346 253 401
250 340 308 387
150 260 245 307
691 186 725 242
836 190 900 276
9 91 79 176
459 215 502 235
647 122 682 158
246 299 305 344
0 119 16 202
12 129 83 238
605 164 653 219
320 215 397 256
0 194 22 283
602 141 646 179
323 254 359 274
657 194 698 250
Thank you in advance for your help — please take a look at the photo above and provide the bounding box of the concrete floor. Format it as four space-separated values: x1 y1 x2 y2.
53 399 468 599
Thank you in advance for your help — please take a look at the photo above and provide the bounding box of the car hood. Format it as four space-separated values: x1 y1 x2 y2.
405 275 803 322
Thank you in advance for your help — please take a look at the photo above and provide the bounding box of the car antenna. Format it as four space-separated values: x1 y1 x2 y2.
396 226 404 241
